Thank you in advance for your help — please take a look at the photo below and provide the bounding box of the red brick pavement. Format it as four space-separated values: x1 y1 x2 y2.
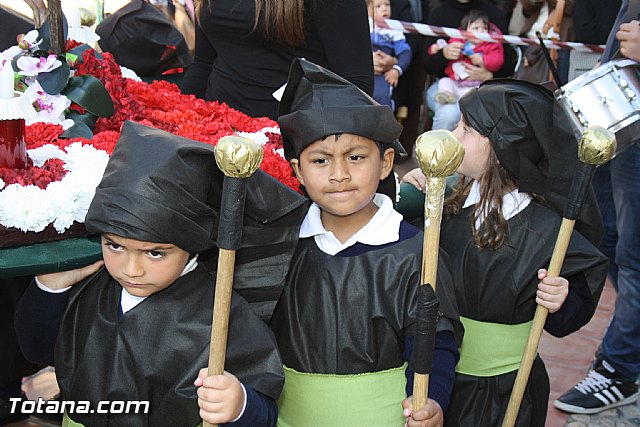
540 280 615 426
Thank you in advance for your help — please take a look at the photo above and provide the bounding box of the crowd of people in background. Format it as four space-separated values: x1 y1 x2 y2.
1 0 638 426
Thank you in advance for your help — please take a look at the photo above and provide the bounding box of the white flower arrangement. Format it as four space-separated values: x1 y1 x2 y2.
0 126 283 235
0 142 109 233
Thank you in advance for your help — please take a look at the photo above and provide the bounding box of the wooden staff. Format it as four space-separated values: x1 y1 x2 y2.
502 125 616 427
205 136 263 427
412 130 464 410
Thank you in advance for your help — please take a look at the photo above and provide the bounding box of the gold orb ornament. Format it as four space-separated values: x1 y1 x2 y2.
214 136 263 178
415 130 464 178
578 125 616 166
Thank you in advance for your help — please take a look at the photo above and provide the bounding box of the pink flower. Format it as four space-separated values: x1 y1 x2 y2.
24 81 74 130
17 55 62 77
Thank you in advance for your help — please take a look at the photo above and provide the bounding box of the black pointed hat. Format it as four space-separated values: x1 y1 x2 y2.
278 58 406 160
85 121 219 253
458 79 603 244
95 0 192 76
85 121 308 319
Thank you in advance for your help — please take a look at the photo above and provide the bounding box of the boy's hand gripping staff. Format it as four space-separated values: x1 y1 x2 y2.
412 130 464 411
205 136 263 427
502 126 616 427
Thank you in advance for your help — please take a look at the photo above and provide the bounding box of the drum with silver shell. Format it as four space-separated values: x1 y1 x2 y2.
555 59 640 154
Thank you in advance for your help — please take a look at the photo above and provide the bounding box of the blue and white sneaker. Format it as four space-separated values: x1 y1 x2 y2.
554 359 639 414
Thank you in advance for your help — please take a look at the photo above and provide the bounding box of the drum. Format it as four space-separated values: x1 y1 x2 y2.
556 59 640 154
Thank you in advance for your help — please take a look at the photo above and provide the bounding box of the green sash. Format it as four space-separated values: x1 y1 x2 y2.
62 414 81 427
63 413 202 426
277 364 407 427
456 316 533 377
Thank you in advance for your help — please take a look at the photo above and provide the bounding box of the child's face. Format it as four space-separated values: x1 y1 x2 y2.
467 18 488 34
101 233 190 298
452 117 491 180
369 0 391 19
290 133 394 233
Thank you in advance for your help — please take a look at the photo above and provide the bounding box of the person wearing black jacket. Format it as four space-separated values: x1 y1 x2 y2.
573 0 621 44
180 0 374 120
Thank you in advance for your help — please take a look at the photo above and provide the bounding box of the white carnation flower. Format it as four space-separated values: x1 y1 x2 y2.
45 180 80 232
71 187 97 223
27 144 65 167
235 130 269 146
0 184 54 232
63 142 109 173
120 66 142 81
236 126 281 146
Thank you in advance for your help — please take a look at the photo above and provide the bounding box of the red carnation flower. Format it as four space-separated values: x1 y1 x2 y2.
0 158 67 189
26 123 64 149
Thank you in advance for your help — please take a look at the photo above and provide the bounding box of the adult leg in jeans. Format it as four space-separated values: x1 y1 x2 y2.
426 80 460 131
554 144 639 415
592 163 618 284
599 143 640 381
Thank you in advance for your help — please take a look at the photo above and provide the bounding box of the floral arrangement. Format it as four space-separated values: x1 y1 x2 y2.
1 27 114 135
0 30 298 243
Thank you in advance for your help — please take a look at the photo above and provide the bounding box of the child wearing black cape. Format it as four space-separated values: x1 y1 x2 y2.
402 80 608 426
262 58 462 427
15 121 296 426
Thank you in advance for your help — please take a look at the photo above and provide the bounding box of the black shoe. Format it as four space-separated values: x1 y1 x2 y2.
554 359 639 414
0 392 30 426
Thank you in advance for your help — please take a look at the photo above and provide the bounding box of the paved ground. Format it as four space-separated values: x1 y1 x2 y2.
540 280 640 427
566 402 640 427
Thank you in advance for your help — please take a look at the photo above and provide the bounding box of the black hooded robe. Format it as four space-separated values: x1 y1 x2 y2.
442 202 608 427
270 228 462 424
53 264 283 427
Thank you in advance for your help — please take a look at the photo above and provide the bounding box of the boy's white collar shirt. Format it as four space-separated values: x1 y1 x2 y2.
300 193 403 256
463 180 532 229
38 254 200 314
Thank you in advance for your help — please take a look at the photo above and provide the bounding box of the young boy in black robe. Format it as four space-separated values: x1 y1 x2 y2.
14 121 289 427
263 58 462 427
402 80 608 426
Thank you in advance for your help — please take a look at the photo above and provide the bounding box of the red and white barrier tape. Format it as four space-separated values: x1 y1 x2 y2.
375 18 605 53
